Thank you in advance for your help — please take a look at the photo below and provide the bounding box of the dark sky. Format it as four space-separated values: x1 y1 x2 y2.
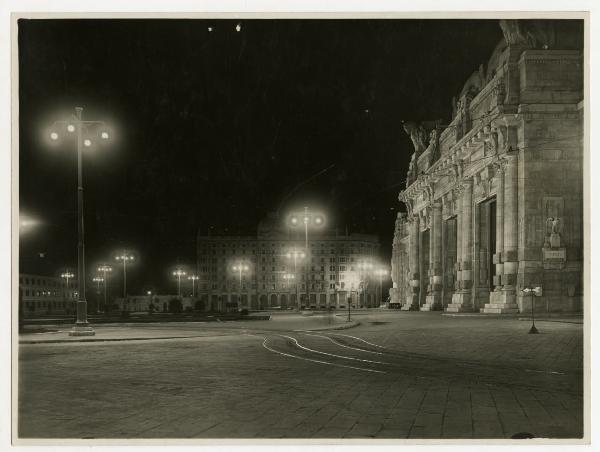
18 18 503 293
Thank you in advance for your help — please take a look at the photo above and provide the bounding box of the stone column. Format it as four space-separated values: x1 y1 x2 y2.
403 215 420 310
461 179 474 291
502 153 519 296
493 160 505 291
449 179 473 310
423 201 442 310
455 186 464 289
484 153 519 313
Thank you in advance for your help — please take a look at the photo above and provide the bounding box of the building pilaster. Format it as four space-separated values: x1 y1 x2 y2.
448 179 473 311
402 215 420 310
422 201 443 311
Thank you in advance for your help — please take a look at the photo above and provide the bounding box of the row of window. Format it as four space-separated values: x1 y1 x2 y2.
22 289 77 298
23 300 73 310
19 277 72 288
199 241 376 249
197 281 356 291
198 255 369 264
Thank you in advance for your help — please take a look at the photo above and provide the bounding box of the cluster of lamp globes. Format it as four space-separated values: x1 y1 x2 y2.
289 214 324 227
49 123 110 148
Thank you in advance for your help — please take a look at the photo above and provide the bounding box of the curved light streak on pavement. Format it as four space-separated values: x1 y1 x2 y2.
299 332 385 356
326 332 388 349
279 335 390 365
261 336 386 374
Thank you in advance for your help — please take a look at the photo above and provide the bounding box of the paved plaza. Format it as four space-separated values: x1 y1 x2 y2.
17 311 584 440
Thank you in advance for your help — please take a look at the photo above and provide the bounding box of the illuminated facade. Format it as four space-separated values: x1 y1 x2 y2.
19 273 77 316
391 20 583 314
196 214 381 311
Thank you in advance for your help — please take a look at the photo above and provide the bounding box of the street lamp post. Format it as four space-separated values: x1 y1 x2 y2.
97 264 113 313
147 291 153 313
49 107 110 336
283 273 295 309
285 249 305 311
92 276 104 314
289 207 325 310
523 286 543 334
115 252 135 313
232 262 249 310
188 275 199 298
172 268 187 298
374 268 387 307
357 261 373 308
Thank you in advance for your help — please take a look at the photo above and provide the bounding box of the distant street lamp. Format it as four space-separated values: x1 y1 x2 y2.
374 267 388 307
172 268 187 298
288 207 325 309
115 251 135 312
283 273 295 308
188 275 199 298
49 107 110 336
92 276 104 313
147 291 153 313
357 261 373 308
232 262 249 309
97 264 113 313
61 271 74 312
285 249 305 310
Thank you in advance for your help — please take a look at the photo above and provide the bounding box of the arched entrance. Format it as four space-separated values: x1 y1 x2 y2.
270 294 278 308
319 293 327 308
280 294 288 310
259 294 268 310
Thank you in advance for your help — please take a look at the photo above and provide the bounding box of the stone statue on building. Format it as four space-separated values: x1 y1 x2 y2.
499 19 583 50
428 127 441 166
406 154 417 188
545 217 562 248
403 121 429 157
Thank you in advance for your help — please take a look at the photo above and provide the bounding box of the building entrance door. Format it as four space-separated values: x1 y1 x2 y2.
444 216 458 306
476 197 497 307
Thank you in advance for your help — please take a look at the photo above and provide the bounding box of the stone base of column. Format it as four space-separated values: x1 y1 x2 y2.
69 324 95 336
480 289 519 314
401 293 420 311
445 291 472 312
421 292 442 311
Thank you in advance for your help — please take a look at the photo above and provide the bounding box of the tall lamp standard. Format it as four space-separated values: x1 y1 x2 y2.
283 273 295 308
357 261 373 308
232 262 249 309
288 207 325 309
374 267 388 307
172 268 187 298
61 271 74 314
92 276 104 314
188 275 199 298
115 252 135 313
97 264 113 313
49 108 110 336
285 249 305 311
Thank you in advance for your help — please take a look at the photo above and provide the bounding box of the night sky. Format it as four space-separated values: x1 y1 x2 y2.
18 19 503 293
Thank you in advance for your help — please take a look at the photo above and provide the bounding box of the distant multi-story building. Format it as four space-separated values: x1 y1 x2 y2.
196 213 382 311
19 273 77 317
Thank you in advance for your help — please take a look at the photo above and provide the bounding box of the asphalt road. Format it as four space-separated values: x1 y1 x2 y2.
17 311 584 440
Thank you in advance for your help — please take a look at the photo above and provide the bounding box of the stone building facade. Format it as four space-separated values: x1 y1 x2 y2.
196 214 382 311
390 20 583 314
